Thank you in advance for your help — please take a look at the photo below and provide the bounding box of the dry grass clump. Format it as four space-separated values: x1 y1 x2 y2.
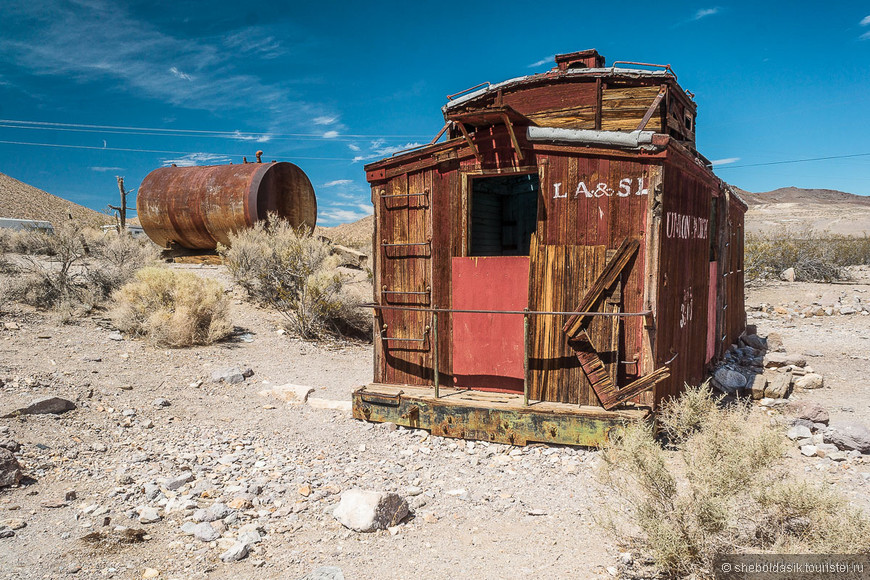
745 224 870 283
220 217 371 340
111 266 232 347
602 385 870 578
0 224 156 315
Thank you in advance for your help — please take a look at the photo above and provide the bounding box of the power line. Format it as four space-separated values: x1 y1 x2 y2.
0 118 431 140
0 140 357 161
716 152 870 169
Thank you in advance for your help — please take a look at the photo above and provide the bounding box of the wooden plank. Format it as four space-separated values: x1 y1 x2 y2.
562 237 640 338
570 331 669 410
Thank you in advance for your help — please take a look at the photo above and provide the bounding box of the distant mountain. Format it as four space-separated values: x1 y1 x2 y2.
0 171 111 228
734 186 870 236
734 186 870 207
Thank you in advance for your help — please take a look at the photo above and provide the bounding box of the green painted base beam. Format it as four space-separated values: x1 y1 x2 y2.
352 384 650 447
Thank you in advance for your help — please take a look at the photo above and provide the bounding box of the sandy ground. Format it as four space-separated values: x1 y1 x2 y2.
1 262 870 580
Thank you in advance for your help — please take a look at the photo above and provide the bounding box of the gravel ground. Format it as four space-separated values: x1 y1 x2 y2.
2 263 870 580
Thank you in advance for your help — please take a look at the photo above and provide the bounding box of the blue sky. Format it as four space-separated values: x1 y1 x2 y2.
1 1 869 225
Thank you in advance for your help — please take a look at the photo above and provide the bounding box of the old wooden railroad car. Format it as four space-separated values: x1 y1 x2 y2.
354 50 746 446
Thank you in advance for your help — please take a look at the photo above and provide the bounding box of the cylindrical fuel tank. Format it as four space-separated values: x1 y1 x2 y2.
137 162 317 249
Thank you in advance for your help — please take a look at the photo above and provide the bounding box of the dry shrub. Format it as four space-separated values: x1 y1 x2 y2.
220 217 371 340
745 224 870 283
1 224 156 314
111 266 232 347
602 385 870 578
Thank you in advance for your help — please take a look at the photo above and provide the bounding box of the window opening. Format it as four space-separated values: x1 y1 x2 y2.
470 173 539 256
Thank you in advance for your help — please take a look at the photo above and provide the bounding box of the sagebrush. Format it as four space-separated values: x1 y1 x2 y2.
602 385 870 578
744 224 870 283
220 218 371 340
111 266 232 347
1 224 156 314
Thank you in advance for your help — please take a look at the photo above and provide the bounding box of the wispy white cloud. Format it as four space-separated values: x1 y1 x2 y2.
527 55 554 68
693 7 720 20
711 157 740 166
0 1 337 134
318 203 373 225
223 29 285 60
90 166 124 172
347 143 361 152
231 130 271 143
861 15 870 26
322 179 353 187
862 31 870 40
162 152 231 167
322 130 339 139
313 116 339 125
169 66 192 81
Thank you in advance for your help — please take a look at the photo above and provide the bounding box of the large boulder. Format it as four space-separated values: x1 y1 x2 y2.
764 373 792 399
0 449 22 487
712 368 747 394
824 422 870 453
333 489 408 532
794 373 824 390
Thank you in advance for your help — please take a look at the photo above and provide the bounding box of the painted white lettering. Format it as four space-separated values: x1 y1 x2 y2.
575 181 592 198
553 182 566 199
618 178 632 197
665 212 710 240
636 177 648 196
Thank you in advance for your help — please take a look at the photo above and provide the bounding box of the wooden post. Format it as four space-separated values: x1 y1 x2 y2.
109 176 131 234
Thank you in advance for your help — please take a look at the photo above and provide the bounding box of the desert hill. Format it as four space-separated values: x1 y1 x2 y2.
0 171 111 228
735 186 870 236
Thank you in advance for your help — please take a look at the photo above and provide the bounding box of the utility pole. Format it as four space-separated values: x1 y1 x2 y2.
108 176 132 233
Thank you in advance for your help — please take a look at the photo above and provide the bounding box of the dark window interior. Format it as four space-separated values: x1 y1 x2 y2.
470 174 539 256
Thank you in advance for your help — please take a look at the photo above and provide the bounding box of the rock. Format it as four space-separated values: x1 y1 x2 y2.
712 368 747 393
237 529 262 545
825 422 870 453
0 530 15 538
163 472 194 491
748 375 768 400
764 373 792 399
787 425 812 440
0 518 26 530
332 244 368 269
211 368 245 384
193 522 220 542
764 353 806 369
0 448 22 487
137 507 161 524
152 398 170 408
142 568 160 579
791 418 816 431
259 384 315 405
299 566 346 580
332 489 409 532
815 443 840 458
2 396 76 418
228 497 252 510
803 349 824 358
0 439 20 453
841 306 858 315
779 268 795 282
787 401 829 425
308 398 352 412
219 542 249 562
766 332 784 351
800 445 817 457
107 332 124 341
794 373 824 390
740 333 766 351
193 503 232 523
180 522 197 536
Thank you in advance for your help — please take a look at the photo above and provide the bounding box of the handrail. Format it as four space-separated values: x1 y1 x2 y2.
446 81 491 101
610 61 677 81
363 303 651 318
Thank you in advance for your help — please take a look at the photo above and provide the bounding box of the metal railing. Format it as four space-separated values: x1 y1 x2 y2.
363 303 652 406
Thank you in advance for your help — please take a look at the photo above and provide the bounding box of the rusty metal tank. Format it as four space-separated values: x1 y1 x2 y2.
137 161 317 249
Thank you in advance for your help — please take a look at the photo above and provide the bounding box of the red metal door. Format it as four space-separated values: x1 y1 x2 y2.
451 256 529 392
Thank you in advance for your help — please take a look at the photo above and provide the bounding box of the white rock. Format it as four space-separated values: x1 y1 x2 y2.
307 398 352 412
219 541 249 562
800 445 817 457
787 425 812 440
332 488 409 532
259 384 315 405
